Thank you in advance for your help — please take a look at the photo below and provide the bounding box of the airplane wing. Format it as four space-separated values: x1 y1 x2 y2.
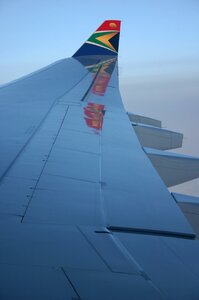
0 20 199 299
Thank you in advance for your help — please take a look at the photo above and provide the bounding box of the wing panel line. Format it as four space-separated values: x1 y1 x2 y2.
21 106 70 222
0 71 90 185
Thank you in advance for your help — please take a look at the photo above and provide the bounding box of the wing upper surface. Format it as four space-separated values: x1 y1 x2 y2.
1 20 199 299
0 58 91 179
0 55 193 234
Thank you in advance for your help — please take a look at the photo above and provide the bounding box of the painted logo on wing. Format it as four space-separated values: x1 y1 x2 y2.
86 21 120 54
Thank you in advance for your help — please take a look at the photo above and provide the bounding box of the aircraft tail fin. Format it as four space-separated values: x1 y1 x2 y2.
73 20 121 57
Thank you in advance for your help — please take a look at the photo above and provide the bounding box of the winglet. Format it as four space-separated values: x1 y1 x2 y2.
73 20 121 57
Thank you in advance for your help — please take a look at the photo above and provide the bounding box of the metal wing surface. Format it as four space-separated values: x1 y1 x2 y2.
0 20 199 299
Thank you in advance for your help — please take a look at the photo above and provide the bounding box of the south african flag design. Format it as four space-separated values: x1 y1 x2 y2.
73 20 121 57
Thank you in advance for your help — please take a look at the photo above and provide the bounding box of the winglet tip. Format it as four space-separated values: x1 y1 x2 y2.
73 20 121 57
96 20 121 32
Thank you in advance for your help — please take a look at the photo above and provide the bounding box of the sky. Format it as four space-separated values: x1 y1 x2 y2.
1 0 199 196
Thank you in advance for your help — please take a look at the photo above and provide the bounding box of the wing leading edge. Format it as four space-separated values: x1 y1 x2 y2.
0 20 199 299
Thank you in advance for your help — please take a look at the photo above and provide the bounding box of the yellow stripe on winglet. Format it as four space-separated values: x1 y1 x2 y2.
96 32 117 51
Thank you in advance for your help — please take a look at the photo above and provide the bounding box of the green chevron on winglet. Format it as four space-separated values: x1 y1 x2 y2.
87 31 118 52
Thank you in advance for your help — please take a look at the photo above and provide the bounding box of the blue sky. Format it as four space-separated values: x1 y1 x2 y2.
1 0 199 80
1 0 199 195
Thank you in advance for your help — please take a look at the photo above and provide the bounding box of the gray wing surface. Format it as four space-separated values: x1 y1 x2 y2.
1 21 199 299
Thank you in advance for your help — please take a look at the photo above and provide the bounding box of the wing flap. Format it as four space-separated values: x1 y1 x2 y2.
172 193 199 239
127 112 161 127
145 148 199 186
172 193 199 204
133 123 183 150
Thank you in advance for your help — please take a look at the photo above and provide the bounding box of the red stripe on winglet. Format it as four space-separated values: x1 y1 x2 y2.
96 20 121 32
